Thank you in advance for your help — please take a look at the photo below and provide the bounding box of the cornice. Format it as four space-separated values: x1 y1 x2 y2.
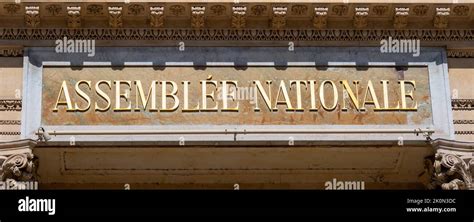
0 3 472 29
0 28 472 42
0 2 471 48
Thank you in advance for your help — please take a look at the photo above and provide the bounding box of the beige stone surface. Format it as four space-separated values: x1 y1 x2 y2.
34 145 433 189
0 67 22 99
448 58 474 142
448 60 474 99
0 58 22 141
42 66 431 126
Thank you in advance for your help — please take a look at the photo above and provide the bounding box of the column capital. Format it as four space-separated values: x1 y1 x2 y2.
429 139 474 190
0 139 37 183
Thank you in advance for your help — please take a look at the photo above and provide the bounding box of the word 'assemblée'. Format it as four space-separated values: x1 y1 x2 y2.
52 78 418 113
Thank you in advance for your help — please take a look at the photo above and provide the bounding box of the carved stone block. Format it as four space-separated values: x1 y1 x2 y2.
313 7 328 29
191 6 205 29
108 6 123 28
67 6 81 29
231 6 246 29
25 6 40 28
150 6 164 28
272 6 287 29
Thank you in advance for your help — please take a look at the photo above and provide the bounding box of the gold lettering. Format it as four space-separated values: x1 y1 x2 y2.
362 80 381 110
399 80 417 111
135 80 157 111
340 80 360 111
74 80 92 112
200 79 218 111
53 81 74 112
161 81 179 112
94 80 112 112
274 80 294 111
320 80 338 111
308 80 318 111
114 80 132 111
253 80 273 111
290 80 307 111
182 81 199 112
221 80 239 111
381 80 400 110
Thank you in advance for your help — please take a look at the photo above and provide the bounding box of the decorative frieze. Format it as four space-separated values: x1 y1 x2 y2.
394 7 409 29
454 120 474 124
0 3 470 31
210 5 226 16
127 4 144 16
231 6 246 29
291 5 308 16
313 7 328 29
332 5 348 16
0 120 21 125
46 4 62 16
452 99 474 111
447 49 474 58
271 6 287 29
108 6 123 28
354 7 369 29
452 5 470 16
0 99 22 111
0 28 472 42
191 6 205 29
372 5 388 16
66 6 81 29
434 7 450 29
251 5 267 16
413 5 429 16
429 139 474 190
150 6 164 28
0 132 21 136
455 131 474 135
0 46 23 57
25 6 40 28
86 4 103 15
169 5 185 16
4 4 20 14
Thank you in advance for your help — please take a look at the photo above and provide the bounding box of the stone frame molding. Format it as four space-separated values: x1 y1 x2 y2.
21 47 454 146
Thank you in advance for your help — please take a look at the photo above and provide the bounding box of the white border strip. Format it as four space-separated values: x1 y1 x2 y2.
124 62 154 66
83 61 112 66
165 62 194 66
42 61 71 66
206 62 235 66
247 62 275 66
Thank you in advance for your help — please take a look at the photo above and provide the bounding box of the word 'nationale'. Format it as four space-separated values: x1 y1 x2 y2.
53 78 418 112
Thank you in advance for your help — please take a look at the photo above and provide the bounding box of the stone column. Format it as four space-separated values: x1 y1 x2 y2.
428 139 473 190
0 139 37 189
